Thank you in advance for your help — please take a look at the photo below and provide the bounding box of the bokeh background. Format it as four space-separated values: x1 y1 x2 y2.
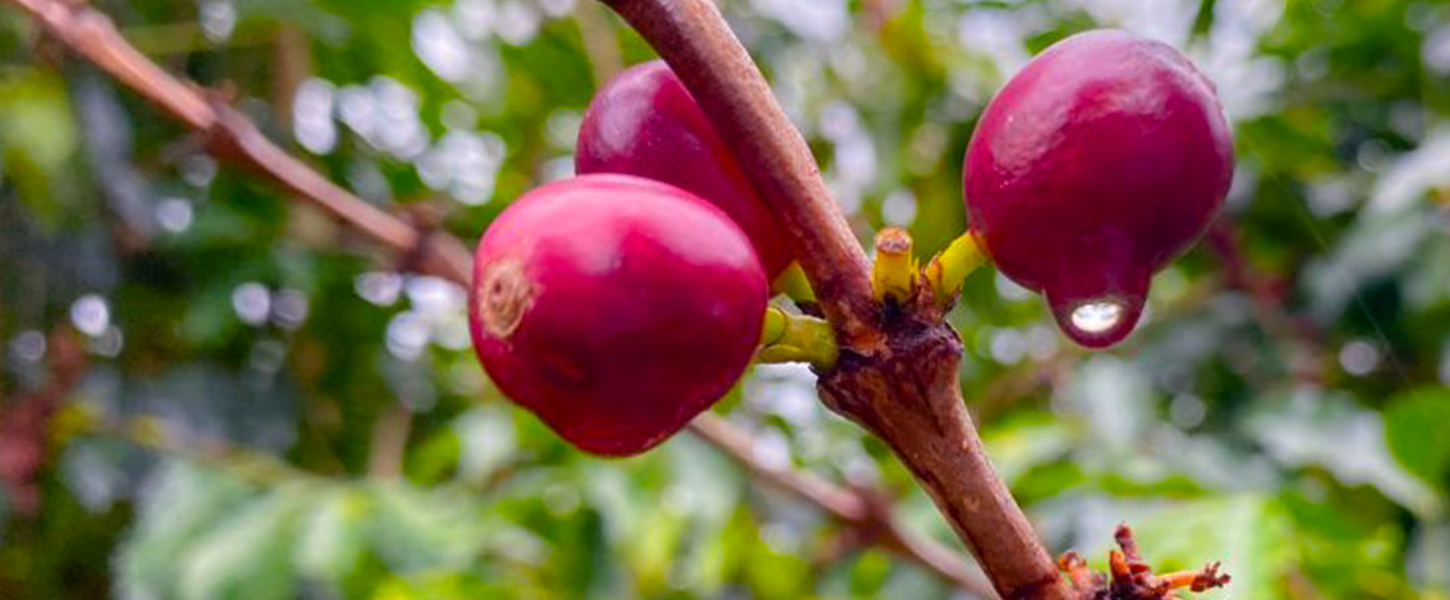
3 0 1450 598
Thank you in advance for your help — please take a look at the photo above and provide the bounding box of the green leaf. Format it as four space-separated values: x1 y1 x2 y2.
116 462 255 600
176 485 311 600
295 486 371 585
1385 388 1450 492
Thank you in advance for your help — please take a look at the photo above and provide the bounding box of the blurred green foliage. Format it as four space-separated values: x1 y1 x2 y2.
2 0 1450 599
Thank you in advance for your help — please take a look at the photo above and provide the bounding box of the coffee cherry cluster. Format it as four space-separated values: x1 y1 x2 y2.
469 62 783 456
469 30 1233 455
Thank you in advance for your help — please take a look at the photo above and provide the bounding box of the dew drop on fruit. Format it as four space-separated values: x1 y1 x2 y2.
1046 289 1146 349
1070 301 1123 334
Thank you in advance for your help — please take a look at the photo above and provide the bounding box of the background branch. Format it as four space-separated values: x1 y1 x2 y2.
9 0 471 284
691 413 995 597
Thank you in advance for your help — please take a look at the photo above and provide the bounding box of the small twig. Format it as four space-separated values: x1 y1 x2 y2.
689 413 995 597
574 0 624 86
366 402 413 479
1060 525 1230 600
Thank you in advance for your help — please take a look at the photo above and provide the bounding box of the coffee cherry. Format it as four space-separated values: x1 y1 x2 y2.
469 174 768 456
964 30 1233 348
577 60 793 278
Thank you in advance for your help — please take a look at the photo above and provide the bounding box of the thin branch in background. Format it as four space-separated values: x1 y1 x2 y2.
0 1 994 594
6 0 472 284
575 0 625 86
690 413 997 598
366 402 414 479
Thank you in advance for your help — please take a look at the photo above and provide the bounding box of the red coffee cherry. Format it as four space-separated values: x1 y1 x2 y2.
964 30 1233 348
469 174 768 456
576 60 793 279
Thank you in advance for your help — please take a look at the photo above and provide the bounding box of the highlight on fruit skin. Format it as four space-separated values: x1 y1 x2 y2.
576 59 794 279
963 29 1234 349
468 174 769 456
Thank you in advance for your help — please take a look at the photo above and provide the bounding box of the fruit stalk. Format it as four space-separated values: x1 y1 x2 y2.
758 307 838 367
925 234 984 307
598 1 1074 598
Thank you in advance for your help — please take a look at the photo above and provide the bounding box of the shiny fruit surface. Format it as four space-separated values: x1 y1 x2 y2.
577 60 793 278
469 174 768 456
964 29 1233 348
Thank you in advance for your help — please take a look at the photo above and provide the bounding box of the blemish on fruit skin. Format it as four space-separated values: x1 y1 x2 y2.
476 256 534 339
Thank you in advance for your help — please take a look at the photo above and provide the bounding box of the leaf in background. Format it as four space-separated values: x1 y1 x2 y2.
176 484 310 600
1131 495 1295 600
1385 388 1450 492
453 406 518 485
1063 357 1155 453
363 480 544 573
983 414 1075 486
1303 204 1436 323
0 68 80 230
115 461 254 600
1407 520 1450 593
1247 388 1444 518
295 486 371 587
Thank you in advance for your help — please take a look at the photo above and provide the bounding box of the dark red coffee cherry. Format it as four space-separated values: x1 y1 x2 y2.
469 174 768 456
964 30 1233 348
576 60 793 279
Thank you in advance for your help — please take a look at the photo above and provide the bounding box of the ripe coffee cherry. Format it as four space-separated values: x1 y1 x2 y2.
469 174 768 456
964 30 1233 348
576 60 793 279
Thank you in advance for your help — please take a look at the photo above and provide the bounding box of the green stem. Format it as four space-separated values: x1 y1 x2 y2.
771 262 817 304
758 306 838 367
924 233 984 307
871 228 917 302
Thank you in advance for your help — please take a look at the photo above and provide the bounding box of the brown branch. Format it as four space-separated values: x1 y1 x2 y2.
7 0 471 284
598 0 878 348
690 413 995 597
596 2 1076 599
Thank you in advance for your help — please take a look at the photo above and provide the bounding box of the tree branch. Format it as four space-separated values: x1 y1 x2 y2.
593 2 1074 598
8 0 471 284
597 0 879 349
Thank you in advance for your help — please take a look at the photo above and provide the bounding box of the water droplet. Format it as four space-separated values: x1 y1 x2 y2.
1070 301 1124 334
